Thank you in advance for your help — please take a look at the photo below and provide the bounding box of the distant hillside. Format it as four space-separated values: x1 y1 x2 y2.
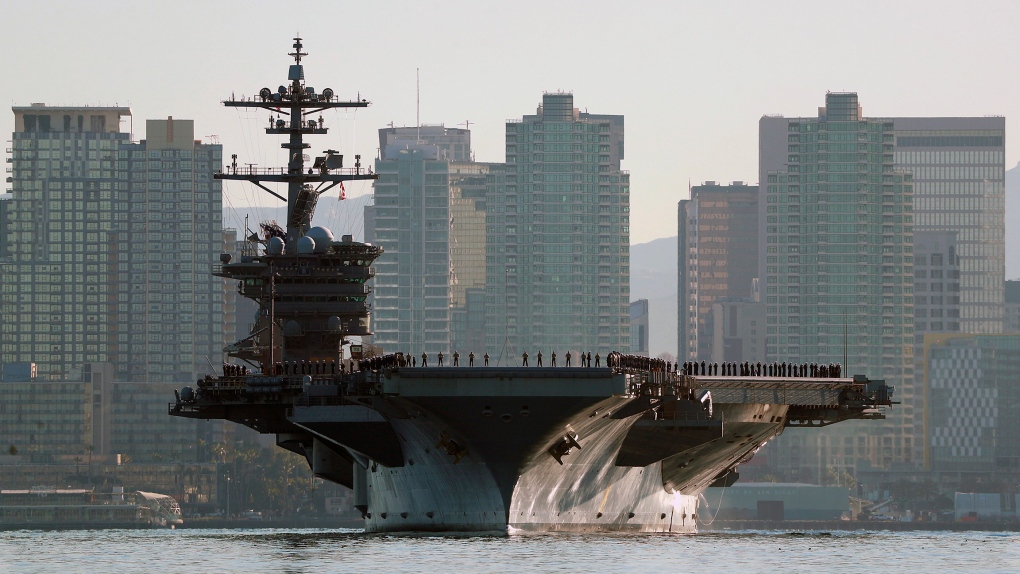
630 236 678 301
630 236 679 358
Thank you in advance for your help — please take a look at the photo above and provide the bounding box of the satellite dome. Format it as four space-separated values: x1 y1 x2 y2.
297 236 315 254
267 236 285 255
284 320 303 337
307 226 334 252
327 316 343 332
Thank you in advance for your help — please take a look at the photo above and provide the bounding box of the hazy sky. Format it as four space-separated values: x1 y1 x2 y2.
2 1 1017 244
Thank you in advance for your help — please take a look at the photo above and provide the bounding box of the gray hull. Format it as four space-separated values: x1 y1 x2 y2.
178 367 889 534
288 369 788 534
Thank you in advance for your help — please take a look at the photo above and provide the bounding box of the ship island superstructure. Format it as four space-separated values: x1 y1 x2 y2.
170 39 895 534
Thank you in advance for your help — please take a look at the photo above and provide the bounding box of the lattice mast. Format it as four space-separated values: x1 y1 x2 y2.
214 38 381 371
217 37 377 239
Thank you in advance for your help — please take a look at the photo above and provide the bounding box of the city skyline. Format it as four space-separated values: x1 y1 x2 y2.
2 5 1020 530
2 2 1019 248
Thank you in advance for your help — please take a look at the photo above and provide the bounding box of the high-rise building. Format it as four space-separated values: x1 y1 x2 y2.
923 333 1020 473
486 93 629 357
913 231 962 337
757 93 915 479
1006 280 1020 332
707 298 766 364
629 299 649 356
757 93 1006 478
366 127 491 355
893 118 1005 334
908 230 962 461
761 98 1005 335
677 181 759 361
0 105 225 382
0 193 10 259
0 362 224 503
0 363 222 464
448 162 491 352
221 228 242 352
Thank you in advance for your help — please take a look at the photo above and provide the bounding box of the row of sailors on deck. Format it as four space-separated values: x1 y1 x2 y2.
520 351 600 367
275 360 347 375
680 361 843 378
609 353 672 372
222 363 250 377
222 361 356 377
363 354 402 370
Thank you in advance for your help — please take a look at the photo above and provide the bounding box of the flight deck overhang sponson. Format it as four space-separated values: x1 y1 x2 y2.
290 405 404 468
377 367 627 397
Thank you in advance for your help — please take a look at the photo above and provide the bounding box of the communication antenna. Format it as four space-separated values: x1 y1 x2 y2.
416 68 420 143
497 267 516 366
205 355 220 376
459 120 473 160
843 306 848 371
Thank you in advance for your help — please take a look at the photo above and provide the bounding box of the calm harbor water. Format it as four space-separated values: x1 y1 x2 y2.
1 528 1018 573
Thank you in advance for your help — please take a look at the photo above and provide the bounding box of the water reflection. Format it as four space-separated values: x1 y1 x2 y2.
0 529 1018 574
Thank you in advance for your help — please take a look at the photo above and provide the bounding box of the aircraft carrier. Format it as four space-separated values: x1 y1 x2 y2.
170 39 894 534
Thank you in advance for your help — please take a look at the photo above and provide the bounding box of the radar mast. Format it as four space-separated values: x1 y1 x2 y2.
217 37 377 240
211 38 382 371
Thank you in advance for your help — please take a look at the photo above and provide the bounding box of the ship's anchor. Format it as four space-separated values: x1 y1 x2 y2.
549 433 582 465
436 432 467 463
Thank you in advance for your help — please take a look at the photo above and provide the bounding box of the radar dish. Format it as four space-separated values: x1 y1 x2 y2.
297 236 315 254
307 226 334 251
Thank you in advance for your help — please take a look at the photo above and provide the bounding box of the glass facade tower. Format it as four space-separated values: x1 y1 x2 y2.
1 106 225 382
892 117 1005 334
366 127 490 356
486 93 629 358
758 93 1006 478
368 146 454 356
757 93 915 479
677 182 759 362
762 102 1005 336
